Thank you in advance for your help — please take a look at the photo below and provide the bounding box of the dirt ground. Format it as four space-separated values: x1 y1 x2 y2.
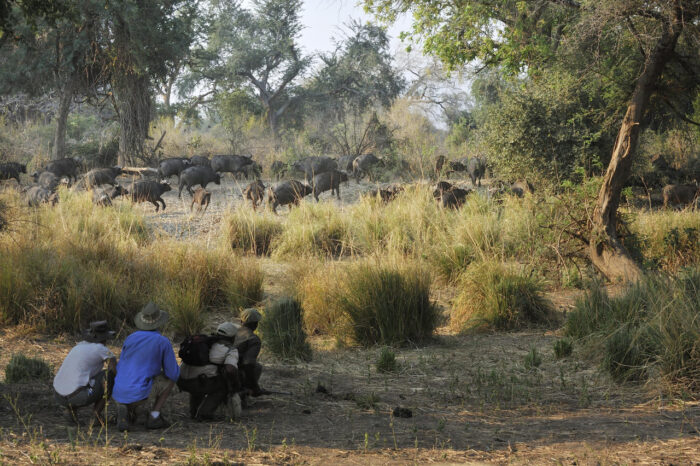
1 174 699 464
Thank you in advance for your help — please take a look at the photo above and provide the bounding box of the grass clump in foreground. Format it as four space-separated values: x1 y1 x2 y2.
222 208 283 256
376 347 398 373
553 338 573 359
565 267 700 386
451 261 556 331
259 298 311 362
5 354 52 383
335 259 439 346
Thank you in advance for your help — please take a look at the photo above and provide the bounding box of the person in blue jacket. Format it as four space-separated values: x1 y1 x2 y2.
113 301 180 431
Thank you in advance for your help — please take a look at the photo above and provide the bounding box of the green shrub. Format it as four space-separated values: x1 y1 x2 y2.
566 268 700 387
334 259 439 346
260 298 312 361
5 354 52 383
553 338 573 359
376 347 398 373
524 346 542 369
451 262 556 331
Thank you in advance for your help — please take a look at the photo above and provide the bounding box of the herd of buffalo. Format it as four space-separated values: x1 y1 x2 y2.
0 153 698 213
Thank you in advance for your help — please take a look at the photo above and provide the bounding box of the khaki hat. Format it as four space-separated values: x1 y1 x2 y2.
83 320 115 343
240 308 262 324
134 301 169 331
216 321 240 338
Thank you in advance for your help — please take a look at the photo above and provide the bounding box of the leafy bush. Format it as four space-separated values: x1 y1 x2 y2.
376 347 398 373
553 338 573 359
260 298 311 361
5 354 52 383
451 262 556 331
566 268 700 387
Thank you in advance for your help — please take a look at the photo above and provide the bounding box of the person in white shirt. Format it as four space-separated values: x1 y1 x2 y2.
177 322 242 421
53 321 117 424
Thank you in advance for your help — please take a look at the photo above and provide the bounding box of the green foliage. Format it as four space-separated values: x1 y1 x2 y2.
565 268 700 387
376 347 398 373
553 338 573 359
260 297 312 362
5 354 52 383
452 262 555 332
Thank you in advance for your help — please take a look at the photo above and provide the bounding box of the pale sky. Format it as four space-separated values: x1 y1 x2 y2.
297 0 413 56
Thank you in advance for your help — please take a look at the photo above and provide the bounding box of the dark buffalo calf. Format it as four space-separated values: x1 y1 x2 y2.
190 188 211 212
93 185 129 207
243 180 266 211
0 163 23 183
26 186 58 207
267 180 312 214
129 181 172 212
178 166 221 198
312 170 349 201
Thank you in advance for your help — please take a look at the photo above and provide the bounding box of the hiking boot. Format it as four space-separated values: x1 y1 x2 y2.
146 413 170 430
117 403 129 432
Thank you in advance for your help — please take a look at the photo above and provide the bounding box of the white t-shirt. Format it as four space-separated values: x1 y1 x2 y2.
179 342 239 379
53 341 115 396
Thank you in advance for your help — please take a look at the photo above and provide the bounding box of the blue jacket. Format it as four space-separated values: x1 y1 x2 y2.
112 330 180 404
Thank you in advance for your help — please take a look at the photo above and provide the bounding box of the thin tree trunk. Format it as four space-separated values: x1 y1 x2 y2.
589 14 682 282
115 75 152 167
53 78 75 161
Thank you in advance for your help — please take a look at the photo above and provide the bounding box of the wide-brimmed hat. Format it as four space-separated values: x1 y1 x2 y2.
216 321 240 338
240 308 262 324
83 320 115 343
134 301 169 331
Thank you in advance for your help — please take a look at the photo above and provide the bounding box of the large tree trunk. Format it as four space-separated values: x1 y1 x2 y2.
115 75 152 167
52 78 75 161
589 15 683 282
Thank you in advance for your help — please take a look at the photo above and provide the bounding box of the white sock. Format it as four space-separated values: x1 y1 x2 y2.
150 411 160 418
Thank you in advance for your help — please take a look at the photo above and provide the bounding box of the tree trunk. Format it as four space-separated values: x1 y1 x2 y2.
115 75 152 167
589 16 682 282
52 78 75 161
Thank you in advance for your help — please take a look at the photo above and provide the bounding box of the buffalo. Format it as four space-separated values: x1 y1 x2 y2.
178 166 221 198
158 157 192 182
32 171 63 191
663 184 699 208
129 181 172 212
337 155 356 172
84 167 122 189
190 155 211 168
365 184 404 203
291 156 338 182
243 180 266 211
267 180 312 214
467 156 486 187
312 170 349 201
93 185 128 207
510 180 535 197
352 153 384 183
447 157 470 174
0 163 24 183
433 180 471 209
211 154 254 178
43 157 80 182
26 186 58 207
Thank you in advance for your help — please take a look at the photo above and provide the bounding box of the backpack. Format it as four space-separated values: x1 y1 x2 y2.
178 334 216 366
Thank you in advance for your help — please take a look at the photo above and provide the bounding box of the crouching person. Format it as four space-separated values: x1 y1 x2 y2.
177 322 243 421
113 302 179 431
53 321 116 425
235 309 270 402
